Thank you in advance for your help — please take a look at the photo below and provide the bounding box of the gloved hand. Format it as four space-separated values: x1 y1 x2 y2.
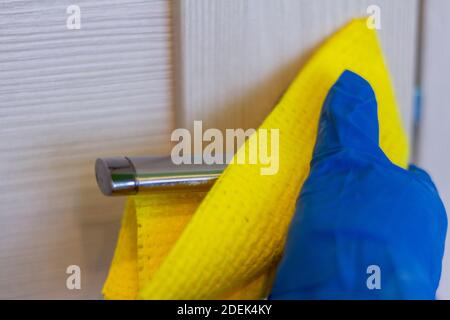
269 70 447 300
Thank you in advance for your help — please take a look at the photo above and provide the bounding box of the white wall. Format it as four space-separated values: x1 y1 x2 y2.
0 0 174 298
175 0 418 140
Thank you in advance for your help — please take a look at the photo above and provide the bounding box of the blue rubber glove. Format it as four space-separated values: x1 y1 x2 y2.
269 70 447 300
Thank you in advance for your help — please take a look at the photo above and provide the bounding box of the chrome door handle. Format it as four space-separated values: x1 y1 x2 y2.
95 156 227 196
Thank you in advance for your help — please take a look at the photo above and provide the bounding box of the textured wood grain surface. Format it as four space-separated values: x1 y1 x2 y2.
175 0 419 141
3 0 444 300
419 0 450 299
0 0 174 298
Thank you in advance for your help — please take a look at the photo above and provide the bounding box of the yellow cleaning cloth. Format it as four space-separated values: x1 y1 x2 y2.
103 18 409 300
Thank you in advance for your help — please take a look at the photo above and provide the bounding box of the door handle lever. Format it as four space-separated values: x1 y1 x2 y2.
95 156 227 196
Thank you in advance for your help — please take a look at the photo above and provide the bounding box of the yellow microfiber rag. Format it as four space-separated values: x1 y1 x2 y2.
103 18 409 300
